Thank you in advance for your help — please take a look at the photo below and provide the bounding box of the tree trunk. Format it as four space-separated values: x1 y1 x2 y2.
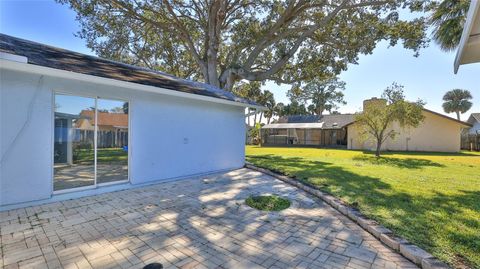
375 140 382 157
259 112 263 124
456 111 460 120
247 108 251 127
316 104 325 116
253 111 257 126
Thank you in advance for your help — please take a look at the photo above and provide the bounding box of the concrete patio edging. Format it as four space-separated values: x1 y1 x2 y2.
244 163 450 269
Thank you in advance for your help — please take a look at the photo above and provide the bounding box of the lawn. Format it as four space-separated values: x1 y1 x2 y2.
246 146 480 268
74 148 128 164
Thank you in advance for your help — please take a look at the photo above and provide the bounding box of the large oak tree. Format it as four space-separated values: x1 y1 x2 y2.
59 0 432 91
288 77 346 115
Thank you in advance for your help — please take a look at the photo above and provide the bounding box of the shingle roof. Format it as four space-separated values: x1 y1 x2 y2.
0 34 258 107
79 110 128 128
468 113 480 124
272 114 355 129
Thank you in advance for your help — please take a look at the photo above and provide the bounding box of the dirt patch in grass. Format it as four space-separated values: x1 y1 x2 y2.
246 195 291 211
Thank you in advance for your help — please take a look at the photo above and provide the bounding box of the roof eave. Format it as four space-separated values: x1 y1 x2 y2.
422 109 473 127
454 0 480 74
1 59 265 110
345 110 472 128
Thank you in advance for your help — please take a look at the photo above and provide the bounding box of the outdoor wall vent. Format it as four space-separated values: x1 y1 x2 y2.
0 52 28 63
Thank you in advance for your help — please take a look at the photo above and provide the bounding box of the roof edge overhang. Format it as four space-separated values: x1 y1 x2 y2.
422 109 473 127
1 59 266 110
454 0 480 74
344 109 472 128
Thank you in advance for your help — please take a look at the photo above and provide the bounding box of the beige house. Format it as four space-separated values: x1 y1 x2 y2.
347 99 472 152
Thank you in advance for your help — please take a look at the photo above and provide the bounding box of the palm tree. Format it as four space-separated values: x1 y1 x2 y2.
442 89 473 120
261 90 276 124
233 81 262 126
430 0 470 51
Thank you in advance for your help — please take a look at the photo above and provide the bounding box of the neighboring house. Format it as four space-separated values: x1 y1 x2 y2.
466 113 480 134
454 0 480 73
348 98 471 152
77 110 129 147
77 110 129 131
261 114 355 147
261 98 471 152
54 110 129 165
0 34 261 209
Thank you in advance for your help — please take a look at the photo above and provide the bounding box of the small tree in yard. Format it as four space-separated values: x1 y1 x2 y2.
355 83 425 157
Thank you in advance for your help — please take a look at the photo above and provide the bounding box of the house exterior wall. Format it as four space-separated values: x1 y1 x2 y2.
468 121 480 134
1 69 245 207
347 110 464 152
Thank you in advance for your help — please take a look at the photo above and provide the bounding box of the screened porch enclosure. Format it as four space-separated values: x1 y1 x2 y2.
260 128 347 147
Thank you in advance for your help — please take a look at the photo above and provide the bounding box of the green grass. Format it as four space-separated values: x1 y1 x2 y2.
246 195 291 211
74 148 127 164
246 146 480 268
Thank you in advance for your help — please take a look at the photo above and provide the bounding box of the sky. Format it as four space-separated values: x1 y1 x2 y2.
1 0 479 120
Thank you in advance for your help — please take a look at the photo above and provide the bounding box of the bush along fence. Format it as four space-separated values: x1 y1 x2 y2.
461 134 480 151
245 163 450 269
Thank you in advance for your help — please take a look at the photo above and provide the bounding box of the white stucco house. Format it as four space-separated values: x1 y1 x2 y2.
454 0 480 73
0 34 262 210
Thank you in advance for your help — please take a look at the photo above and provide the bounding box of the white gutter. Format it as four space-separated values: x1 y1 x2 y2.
454 0 480 74
0 59 265 110
0 52 28 63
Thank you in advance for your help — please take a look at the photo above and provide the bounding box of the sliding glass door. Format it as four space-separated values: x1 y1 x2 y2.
96 98 129 184
53 94 129 192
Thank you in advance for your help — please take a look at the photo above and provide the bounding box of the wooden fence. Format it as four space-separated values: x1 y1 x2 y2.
461 134 480 151
75 129 128 148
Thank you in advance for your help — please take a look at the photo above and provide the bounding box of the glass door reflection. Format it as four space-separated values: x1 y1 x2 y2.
96 99 129 184
54 94 95 191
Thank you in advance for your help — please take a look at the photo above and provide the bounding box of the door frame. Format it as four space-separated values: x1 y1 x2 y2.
51 91 130 195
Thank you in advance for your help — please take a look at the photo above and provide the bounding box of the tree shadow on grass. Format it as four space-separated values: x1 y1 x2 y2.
247 154 393 194
351 155 445 169
246 154 480 268
361 150 480 157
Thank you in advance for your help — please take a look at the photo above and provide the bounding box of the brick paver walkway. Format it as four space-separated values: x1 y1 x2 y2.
0 168 417 269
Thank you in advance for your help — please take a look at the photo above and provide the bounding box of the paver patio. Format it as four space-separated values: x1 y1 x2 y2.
0 168 417 269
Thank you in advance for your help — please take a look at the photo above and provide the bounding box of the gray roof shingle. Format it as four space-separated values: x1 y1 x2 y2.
468 113 480 123
0 34 258 107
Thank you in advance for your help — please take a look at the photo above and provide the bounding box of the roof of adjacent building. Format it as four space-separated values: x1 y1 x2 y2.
0 33 258 107
263 109 471 130
422 109 472 127
78 110 128 128
454 0 480 73
468 113 480 124
263 114 355 129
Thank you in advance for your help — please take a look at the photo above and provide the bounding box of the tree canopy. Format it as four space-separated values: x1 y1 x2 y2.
430 0 470 52
355 83 425 157
442 89 473 120
233 81 276 125
58 0 432 91
288 77 346 115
